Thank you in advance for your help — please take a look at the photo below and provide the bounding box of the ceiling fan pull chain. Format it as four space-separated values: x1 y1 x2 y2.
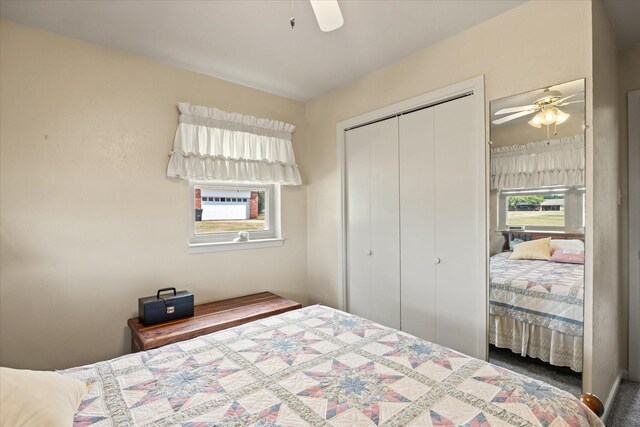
290 0 295 29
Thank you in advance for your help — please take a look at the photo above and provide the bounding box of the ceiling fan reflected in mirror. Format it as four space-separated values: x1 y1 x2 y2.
492 89 584 132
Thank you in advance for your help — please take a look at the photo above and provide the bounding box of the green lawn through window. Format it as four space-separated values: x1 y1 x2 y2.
195 218 266 234
507 211 564 227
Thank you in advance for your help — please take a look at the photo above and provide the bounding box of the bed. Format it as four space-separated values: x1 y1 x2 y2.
60 305 601 426
489 251 584 372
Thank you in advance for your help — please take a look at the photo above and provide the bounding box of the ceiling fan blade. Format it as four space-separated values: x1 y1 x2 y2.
556 99 584 107
310 0 344 32
492 110 534 125
557 100 584 107
553 93 581 104
494 105 535 115
556 94 576 104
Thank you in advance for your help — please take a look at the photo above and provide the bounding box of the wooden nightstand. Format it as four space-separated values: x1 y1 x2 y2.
127 291 302 352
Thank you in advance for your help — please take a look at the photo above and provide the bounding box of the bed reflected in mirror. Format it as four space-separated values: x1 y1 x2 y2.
488 79 586 395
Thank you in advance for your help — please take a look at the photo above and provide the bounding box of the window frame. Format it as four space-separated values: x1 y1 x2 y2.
497 186 585 232
188 181 283 253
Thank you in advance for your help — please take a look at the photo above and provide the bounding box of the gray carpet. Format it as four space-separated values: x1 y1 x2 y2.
488 345 582 396
488 346 640 425
607 380 640 426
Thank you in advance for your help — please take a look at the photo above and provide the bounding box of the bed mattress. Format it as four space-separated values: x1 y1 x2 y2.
62 305 601 426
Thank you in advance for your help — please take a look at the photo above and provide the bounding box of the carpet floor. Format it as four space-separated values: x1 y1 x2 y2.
488 345 640 425
488 345 582 396
607 379 640 426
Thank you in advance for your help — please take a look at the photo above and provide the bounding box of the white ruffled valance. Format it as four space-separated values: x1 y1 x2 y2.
167 103 302 185
491 135 585 190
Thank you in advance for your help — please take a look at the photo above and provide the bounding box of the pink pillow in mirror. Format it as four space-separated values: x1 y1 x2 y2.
549 248 585 264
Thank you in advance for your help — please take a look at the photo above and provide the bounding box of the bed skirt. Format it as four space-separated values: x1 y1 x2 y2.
490 314 583 372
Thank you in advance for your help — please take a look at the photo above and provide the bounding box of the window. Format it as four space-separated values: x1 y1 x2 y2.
190 182 281 251
498 187 585 231
506 193 565 227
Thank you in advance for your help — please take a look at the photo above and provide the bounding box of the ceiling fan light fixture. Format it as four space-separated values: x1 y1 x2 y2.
528 115 542 128
555 109 570 124
497 89 580 129
540 107 556 125
310 0 344 32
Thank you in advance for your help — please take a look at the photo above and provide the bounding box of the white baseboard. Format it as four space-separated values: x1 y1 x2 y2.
601 370 626 422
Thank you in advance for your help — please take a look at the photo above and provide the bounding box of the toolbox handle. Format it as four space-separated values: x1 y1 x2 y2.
157 287 177 299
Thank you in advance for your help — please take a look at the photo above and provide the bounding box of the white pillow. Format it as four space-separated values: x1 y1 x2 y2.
550 239 584 252
0 367 87 427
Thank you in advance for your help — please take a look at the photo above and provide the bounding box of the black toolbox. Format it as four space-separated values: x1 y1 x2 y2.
138 287 194 326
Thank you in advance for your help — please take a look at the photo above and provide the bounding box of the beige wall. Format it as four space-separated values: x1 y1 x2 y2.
617 43 640 375
587 0 622 401
0 20 308 370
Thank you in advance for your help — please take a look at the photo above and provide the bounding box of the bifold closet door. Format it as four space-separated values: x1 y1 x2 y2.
345 118 400 329
433 95 479 357
399 95 482 358
399 108 436 342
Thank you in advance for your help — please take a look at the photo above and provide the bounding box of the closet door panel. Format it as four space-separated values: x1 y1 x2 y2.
433 95 480 357
345 126 372 320
399 108 437 341
369 118 401 329
345 118 400 329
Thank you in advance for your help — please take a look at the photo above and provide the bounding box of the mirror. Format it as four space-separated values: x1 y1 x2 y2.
488 79 586 396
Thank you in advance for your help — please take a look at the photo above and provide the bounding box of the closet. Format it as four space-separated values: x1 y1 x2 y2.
345 94 484 358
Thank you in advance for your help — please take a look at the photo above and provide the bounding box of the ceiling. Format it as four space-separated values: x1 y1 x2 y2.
2 1 636 101
0 0 525 101
603 0 640 48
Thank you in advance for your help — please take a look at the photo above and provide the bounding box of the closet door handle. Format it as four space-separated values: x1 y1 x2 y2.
366 250 373 256
433 257 441 264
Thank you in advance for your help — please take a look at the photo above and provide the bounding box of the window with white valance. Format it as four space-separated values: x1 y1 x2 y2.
167 103 301 185
490 134 585 191
167 103 300 252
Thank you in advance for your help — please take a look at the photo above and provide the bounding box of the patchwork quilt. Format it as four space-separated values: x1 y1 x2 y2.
61 305 601 426
490 252 584 337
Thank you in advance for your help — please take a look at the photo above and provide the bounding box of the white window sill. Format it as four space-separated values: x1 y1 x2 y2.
189 238 284 254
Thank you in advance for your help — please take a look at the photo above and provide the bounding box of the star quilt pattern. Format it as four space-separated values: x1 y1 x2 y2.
489 252 584 336
61 305 601 426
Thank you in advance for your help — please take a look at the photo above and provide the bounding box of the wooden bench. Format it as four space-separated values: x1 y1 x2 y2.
127 291 302 352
